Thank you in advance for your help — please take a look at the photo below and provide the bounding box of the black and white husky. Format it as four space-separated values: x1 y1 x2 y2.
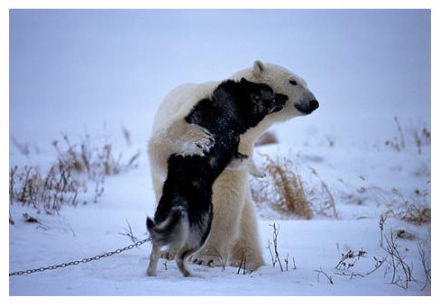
146 78 287 277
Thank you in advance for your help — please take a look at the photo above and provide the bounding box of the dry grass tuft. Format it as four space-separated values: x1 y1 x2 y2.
385 116 430 154
250 154 337 219
399 204 431 225
310 168 338 218
52 133 140 178
388 188 431 225
10 163 85 214
10 131 140 215
251 154 312 219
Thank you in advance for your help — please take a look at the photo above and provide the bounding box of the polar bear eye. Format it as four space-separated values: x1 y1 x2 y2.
289 80 298 86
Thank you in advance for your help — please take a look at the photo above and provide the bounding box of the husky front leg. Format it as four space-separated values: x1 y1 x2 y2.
147 242 160 276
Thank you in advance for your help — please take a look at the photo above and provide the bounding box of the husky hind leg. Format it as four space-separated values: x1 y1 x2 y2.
147 242 160 276
146 205 188 276
176 247 199 277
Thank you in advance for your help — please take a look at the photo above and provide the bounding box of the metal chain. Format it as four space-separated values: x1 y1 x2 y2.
9 237 151 277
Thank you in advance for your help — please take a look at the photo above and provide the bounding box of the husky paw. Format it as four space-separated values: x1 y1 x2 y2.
175 124 215 157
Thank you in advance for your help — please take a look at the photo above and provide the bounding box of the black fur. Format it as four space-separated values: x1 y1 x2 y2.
146 78 287 276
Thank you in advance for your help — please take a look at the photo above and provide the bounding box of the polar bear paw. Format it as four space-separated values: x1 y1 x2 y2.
228 259 262 272
175 124 215 157
191 255 225 268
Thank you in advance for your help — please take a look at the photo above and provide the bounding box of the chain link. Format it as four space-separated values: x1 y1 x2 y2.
9 238 151 277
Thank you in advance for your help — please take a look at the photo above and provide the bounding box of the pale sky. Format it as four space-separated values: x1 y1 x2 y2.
10 9 430 146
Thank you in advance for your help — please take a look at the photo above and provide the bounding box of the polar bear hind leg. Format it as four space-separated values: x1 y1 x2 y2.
190 170 247 267
228 184 264 270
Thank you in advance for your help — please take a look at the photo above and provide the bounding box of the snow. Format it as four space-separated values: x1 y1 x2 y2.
9 9 430 297
9 142 431 296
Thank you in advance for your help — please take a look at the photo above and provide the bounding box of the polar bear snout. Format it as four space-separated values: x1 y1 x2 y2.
294 98 319 115
309 99 319 111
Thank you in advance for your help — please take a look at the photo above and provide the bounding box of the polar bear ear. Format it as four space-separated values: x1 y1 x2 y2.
253 60 265 76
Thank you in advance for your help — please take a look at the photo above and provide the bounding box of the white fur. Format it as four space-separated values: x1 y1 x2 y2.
227 155 265 178
148 60 316 270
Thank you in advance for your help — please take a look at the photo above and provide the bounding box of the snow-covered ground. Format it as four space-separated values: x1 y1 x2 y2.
9 139 431 296
9 9 430 297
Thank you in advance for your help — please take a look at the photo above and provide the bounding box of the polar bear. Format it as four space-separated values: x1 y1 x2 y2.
148 60 318 270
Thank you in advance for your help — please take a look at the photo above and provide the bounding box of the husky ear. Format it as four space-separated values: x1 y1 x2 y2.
240 77 249 84
253 60 265 76
261 86 274 98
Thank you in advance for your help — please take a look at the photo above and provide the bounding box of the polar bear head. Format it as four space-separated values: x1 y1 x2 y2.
230 60 319 123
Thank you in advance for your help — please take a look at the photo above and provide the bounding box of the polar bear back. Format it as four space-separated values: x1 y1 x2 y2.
152 81 220 133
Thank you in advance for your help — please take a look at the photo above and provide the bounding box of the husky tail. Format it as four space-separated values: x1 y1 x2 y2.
146 206 187 245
